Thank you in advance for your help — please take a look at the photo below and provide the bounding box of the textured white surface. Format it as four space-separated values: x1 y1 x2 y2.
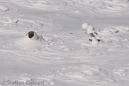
0 0 129 86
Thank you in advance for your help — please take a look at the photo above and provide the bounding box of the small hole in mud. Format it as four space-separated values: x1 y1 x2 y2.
28 31 34 38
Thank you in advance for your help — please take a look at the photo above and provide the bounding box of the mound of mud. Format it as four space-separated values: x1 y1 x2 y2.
15 31 44 51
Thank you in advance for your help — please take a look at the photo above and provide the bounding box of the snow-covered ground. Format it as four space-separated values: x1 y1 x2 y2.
0 0 129 86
